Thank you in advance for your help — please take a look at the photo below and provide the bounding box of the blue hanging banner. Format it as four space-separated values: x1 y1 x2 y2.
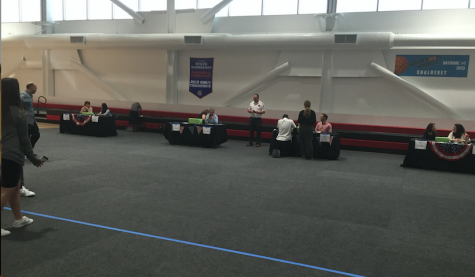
189 57 214 98
394 55 470 77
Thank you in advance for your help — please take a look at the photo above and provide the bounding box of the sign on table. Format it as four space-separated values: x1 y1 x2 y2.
172 123 180 131
92 116 99 123
415 140 428 150
63 114 69 120
320 134 330 143
203 126 211 135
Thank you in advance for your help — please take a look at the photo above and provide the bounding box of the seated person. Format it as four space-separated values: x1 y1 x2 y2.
205 108 219 124
421 123 437 140
97 103 112 117
129 102 142 131
80 101 93 113
448 124 470 144
199 109 209 121
315 113 332 133
275 114 296 156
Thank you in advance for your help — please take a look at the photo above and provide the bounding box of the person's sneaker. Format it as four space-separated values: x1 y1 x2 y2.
20 186 35 197
275 149 281 158
12 216 34 228
1 229 11 236
247 143 253 146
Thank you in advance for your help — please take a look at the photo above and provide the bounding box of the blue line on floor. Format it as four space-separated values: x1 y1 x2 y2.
4 207 365 277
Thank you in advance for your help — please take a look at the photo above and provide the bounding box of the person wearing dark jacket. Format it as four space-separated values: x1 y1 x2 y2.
298 100 317 160
421 123 437 140
1 78 45 237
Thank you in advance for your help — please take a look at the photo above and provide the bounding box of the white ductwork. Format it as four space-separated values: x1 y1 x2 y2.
110 0 145 24
369 62 464 120
2 33 474 50
201 0 234 24
394 34 475 48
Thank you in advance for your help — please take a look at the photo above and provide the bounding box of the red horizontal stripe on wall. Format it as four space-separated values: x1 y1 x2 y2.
36 103 472 136
115 121 131 127
46 114 60 121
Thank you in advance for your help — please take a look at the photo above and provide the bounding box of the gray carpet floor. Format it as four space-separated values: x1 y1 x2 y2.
2 128 475 277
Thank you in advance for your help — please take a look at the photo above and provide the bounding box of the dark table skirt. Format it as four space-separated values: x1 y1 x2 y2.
402 139 475 174
60 114 117 137
164 123 227 148
269 129 340 160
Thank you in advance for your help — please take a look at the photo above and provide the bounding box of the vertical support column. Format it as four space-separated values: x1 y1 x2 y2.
320 50 334 113
166 50 179 104
319 0 337 112
41 0 53 34
166 0 178 104
42 50 55 96
167 0 176 33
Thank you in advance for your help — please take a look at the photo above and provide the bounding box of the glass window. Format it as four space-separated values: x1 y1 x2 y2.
198 0 221 9
378 0 422 11
64 0 87 20
423 0 469 10
51 0 63 21
471 1 475 8
198 0 229 16
337 0 377 13
113 0 138 19
140 0 167 11
21 0 41 22
88 0 112 20
229 0 262 16
263 0 297 15
2 0 20 22
175 0 196 9
298 0 327 14
216 6 229 17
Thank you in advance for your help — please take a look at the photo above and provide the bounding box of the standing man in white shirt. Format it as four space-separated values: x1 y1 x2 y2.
247 94 265 147
274 114 297 157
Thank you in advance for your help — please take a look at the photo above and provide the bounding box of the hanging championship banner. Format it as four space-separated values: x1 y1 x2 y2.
189 57 214 99
394 55 470 77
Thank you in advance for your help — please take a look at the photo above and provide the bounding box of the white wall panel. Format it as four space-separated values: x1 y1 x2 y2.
333 77 442 118
276 50 323 77
332 50 386 77
385 49 475 120
177 50 320 112
54 49 167 103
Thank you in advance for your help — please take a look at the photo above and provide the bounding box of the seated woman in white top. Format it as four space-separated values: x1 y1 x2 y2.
448 124 470 144
97 103 112 117
80 101 93 113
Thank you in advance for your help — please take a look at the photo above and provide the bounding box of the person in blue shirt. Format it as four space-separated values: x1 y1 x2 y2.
205 108 219 124
97 103 112 117
20 83 40 148
19 82 40 197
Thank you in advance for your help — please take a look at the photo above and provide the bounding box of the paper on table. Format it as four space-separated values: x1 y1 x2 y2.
415 140 428 150
92 116 99 123
63 114 70 120
203 126 211 135
172 123 180 131
320 133 330 143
